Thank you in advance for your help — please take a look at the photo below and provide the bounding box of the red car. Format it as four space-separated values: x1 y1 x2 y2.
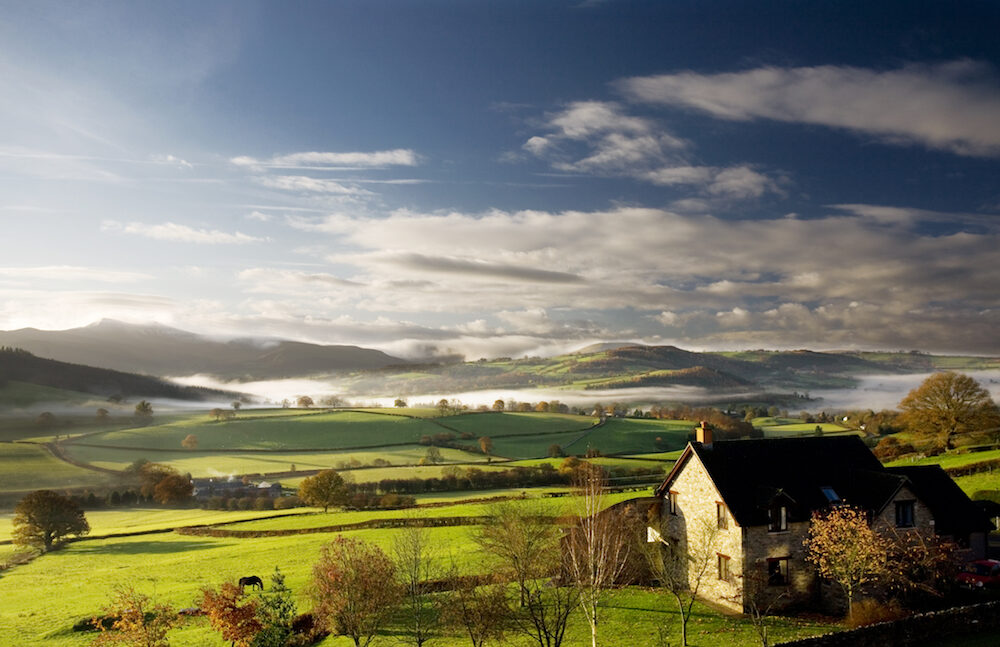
957 559 1000 589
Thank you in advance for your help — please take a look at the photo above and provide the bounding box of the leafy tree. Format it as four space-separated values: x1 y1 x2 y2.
297 395 314 408
201 580 261 647
312 537 402 647
281 399 290 408
478 436 493 462
152 474 193 504
13 490 90 552
547 444 564 458
92 585 176 647
134 400 153 419
96 408 110 422
805 505 889 618
297 469 348 512
181 434 198 449
394 398 408 408
254 568 297 647
436 398 450 416
492 399 505 411
899 372 1000 451
138 463 183 499
209 408 226 421
423 446 444 465
35 411 55 427
232 401 242 411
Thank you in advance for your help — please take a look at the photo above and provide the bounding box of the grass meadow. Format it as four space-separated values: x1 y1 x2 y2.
0 407 901 646
61 444 490 478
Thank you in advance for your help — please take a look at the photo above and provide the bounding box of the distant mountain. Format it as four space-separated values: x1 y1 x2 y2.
0 347 243 403
0 320 406 380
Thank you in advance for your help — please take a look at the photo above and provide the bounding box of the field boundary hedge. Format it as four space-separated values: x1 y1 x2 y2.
175 514 515 538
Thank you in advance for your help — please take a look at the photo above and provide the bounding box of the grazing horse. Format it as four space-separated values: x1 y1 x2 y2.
238 575 263 591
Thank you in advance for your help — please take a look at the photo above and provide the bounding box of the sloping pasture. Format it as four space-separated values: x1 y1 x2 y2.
68 410 446 451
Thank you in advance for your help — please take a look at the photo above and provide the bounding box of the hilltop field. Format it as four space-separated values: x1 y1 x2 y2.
0 405 990 646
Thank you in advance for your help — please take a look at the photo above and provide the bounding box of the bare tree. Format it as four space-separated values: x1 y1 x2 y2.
563 471 634 647
642 518 720 647
475 502 576 647
392 525 440 647
722 566 789 647
444 571 508 647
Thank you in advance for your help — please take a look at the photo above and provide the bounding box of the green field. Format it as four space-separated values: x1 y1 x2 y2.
563 418 693 455
441 411 595 436
61 444 489 478
0 405 847 646
0 507 316 543
509 456 671 472
72 410 447 451
0 506 833 647
760 422 851 437
886 448 1000 470
0 442 115 492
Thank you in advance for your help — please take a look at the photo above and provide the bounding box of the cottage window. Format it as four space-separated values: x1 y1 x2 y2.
768 504 788 532
716 502 728 530
895 500 915 528
717 554 731 582
668 491 678 515
767 558 789 586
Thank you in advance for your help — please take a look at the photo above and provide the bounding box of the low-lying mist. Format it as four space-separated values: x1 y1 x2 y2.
169 370 1000 412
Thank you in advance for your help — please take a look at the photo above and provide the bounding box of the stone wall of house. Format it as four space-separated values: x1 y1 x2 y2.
659 452 744 611
872 485 934 534
743 520 816 612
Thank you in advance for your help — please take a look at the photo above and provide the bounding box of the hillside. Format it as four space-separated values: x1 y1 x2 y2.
0 319 406 380
334 344 999 397
0 347 243 403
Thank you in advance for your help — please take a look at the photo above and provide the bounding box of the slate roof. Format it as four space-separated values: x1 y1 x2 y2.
887 465 994 535
654 436 985 531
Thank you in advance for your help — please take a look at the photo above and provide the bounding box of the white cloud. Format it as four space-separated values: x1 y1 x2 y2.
237 268 363 295
150 153 193 169
0 266 151 283
231 149 421 169
521 101 780 201
102 220 265 244
256 175 373 196
619 60 1000 157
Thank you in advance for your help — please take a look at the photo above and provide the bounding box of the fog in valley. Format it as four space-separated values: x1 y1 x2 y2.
168 370 1000 414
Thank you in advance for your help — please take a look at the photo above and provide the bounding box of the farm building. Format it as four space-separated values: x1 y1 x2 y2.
648 425 993 613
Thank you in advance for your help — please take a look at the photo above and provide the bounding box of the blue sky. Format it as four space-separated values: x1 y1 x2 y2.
1 0 999 359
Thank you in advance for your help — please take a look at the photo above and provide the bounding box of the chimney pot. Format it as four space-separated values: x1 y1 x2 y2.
696 420 713 445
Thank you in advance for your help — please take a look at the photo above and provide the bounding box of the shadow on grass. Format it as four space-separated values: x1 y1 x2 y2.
68 539 230 555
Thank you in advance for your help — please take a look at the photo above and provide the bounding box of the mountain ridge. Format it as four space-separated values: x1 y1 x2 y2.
0 320 406 380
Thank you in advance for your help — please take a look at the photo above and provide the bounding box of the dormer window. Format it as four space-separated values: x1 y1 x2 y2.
820 486 841 504
768 504 788 532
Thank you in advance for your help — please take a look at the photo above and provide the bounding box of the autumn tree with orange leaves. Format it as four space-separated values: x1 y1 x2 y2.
92 585 176 647
312 537 402 647
805 506 889 618
201 581 262 647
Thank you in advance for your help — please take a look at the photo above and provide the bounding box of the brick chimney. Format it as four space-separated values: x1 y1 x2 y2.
696 420 713 445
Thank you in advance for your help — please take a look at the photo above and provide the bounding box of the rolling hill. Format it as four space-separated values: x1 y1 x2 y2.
0 319 406 380
0 347 243 404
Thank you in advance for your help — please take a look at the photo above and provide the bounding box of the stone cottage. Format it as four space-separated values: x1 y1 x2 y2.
649 425 993 613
